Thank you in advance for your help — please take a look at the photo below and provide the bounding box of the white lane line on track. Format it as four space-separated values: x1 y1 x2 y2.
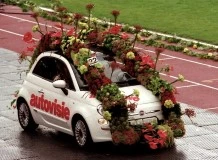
206 107 218 111
202 78 218 83
0 13 53 28
159 57 175 61
136 47 218 69
161 73 218 91
176 84 199 89
162 53 218 69
0 28 39 41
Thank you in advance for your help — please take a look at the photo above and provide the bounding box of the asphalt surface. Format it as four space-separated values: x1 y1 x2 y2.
0 48 218 160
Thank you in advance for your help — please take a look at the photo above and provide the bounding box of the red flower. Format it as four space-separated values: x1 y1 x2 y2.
121 32 129 40
157 130 167 139
67 28 75 36
140 55 155 68
134 25 142 33
102 76 111 86
23 32 33 43
51 31 62 38
149 142 158 149
158 139 165 147
86 3 94 11
52 40 61 45
144 135 153 141
184 108 196 118
111 10 120 17
27 46 35 52
74 13 83 20
56 7 67 12
152 138 159 143
108 25 122 35
87 30 98 41
143 123 153 131
161 90 176 104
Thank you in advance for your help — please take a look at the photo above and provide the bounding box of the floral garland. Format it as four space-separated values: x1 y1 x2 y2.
18 4 196 150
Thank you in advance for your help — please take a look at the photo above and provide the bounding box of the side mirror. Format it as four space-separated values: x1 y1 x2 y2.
53 80 66 89
53 80 68 95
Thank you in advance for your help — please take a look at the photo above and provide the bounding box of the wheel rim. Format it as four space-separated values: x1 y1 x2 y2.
75 120 87 146
18 103 30 127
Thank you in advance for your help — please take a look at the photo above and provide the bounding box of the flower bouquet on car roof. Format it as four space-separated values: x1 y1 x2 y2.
19 2 196 150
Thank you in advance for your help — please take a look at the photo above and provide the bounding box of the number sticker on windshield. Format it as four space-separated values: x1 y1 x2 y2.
87 56 98 66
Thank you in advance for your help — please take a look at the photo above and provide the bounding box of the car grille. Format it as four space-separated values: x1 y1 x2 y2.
128 116 158 125
128 109 162 125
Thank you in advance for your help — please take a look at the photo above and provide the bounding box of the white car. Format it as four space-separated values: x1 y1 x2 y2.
16 51 164 147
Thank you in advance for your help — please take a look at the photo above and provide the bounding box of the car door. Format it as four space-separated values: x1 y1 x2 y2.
30 56 74 132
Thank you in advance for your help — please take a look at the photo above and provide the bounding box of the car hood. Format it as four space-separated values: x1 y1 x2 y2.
120 85 159 104
79 85 159 107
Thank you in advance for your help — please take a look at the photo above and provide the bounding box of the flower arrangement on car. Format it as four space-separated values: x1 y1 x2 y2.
18 3 195 150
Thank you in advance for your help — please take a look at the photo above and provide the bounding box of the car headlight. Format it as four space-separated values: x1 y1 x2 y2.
98 118 108 125
97 104 103 115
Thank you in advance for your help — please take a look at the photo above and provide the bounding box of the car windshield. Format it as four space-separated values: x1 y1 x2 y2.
71 52 140 90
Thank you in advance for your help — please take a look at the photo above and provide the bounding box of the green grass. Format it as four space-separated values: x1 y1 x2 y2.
33 0 218 45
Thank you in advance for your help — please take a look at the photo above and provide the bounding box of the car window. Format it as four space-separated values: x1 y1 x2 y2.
96 52 140 87
32 57 58 81
71 64 88 91
55 59 75 90
32 57 75 90
69 52 140 89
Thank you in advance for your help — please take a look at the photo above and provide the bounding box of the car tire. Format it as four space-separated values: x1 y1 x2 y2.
73 118 92 147
17 101 38 131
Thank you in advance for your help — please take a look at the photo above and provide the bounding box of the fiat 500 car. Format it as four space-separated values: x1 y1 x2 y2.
16 51 164 147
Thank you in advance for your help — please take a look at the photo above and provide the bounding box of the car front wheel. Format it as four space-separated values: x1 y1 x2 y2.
73 118 92 147
17 101 38 131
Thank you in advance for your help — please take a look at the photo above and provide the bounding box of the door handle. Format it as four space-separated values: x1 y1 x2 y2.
38 89 44 94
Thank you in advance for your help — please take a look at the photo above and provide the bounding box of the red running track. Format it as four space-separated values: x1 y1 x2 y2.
1 5 218 113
